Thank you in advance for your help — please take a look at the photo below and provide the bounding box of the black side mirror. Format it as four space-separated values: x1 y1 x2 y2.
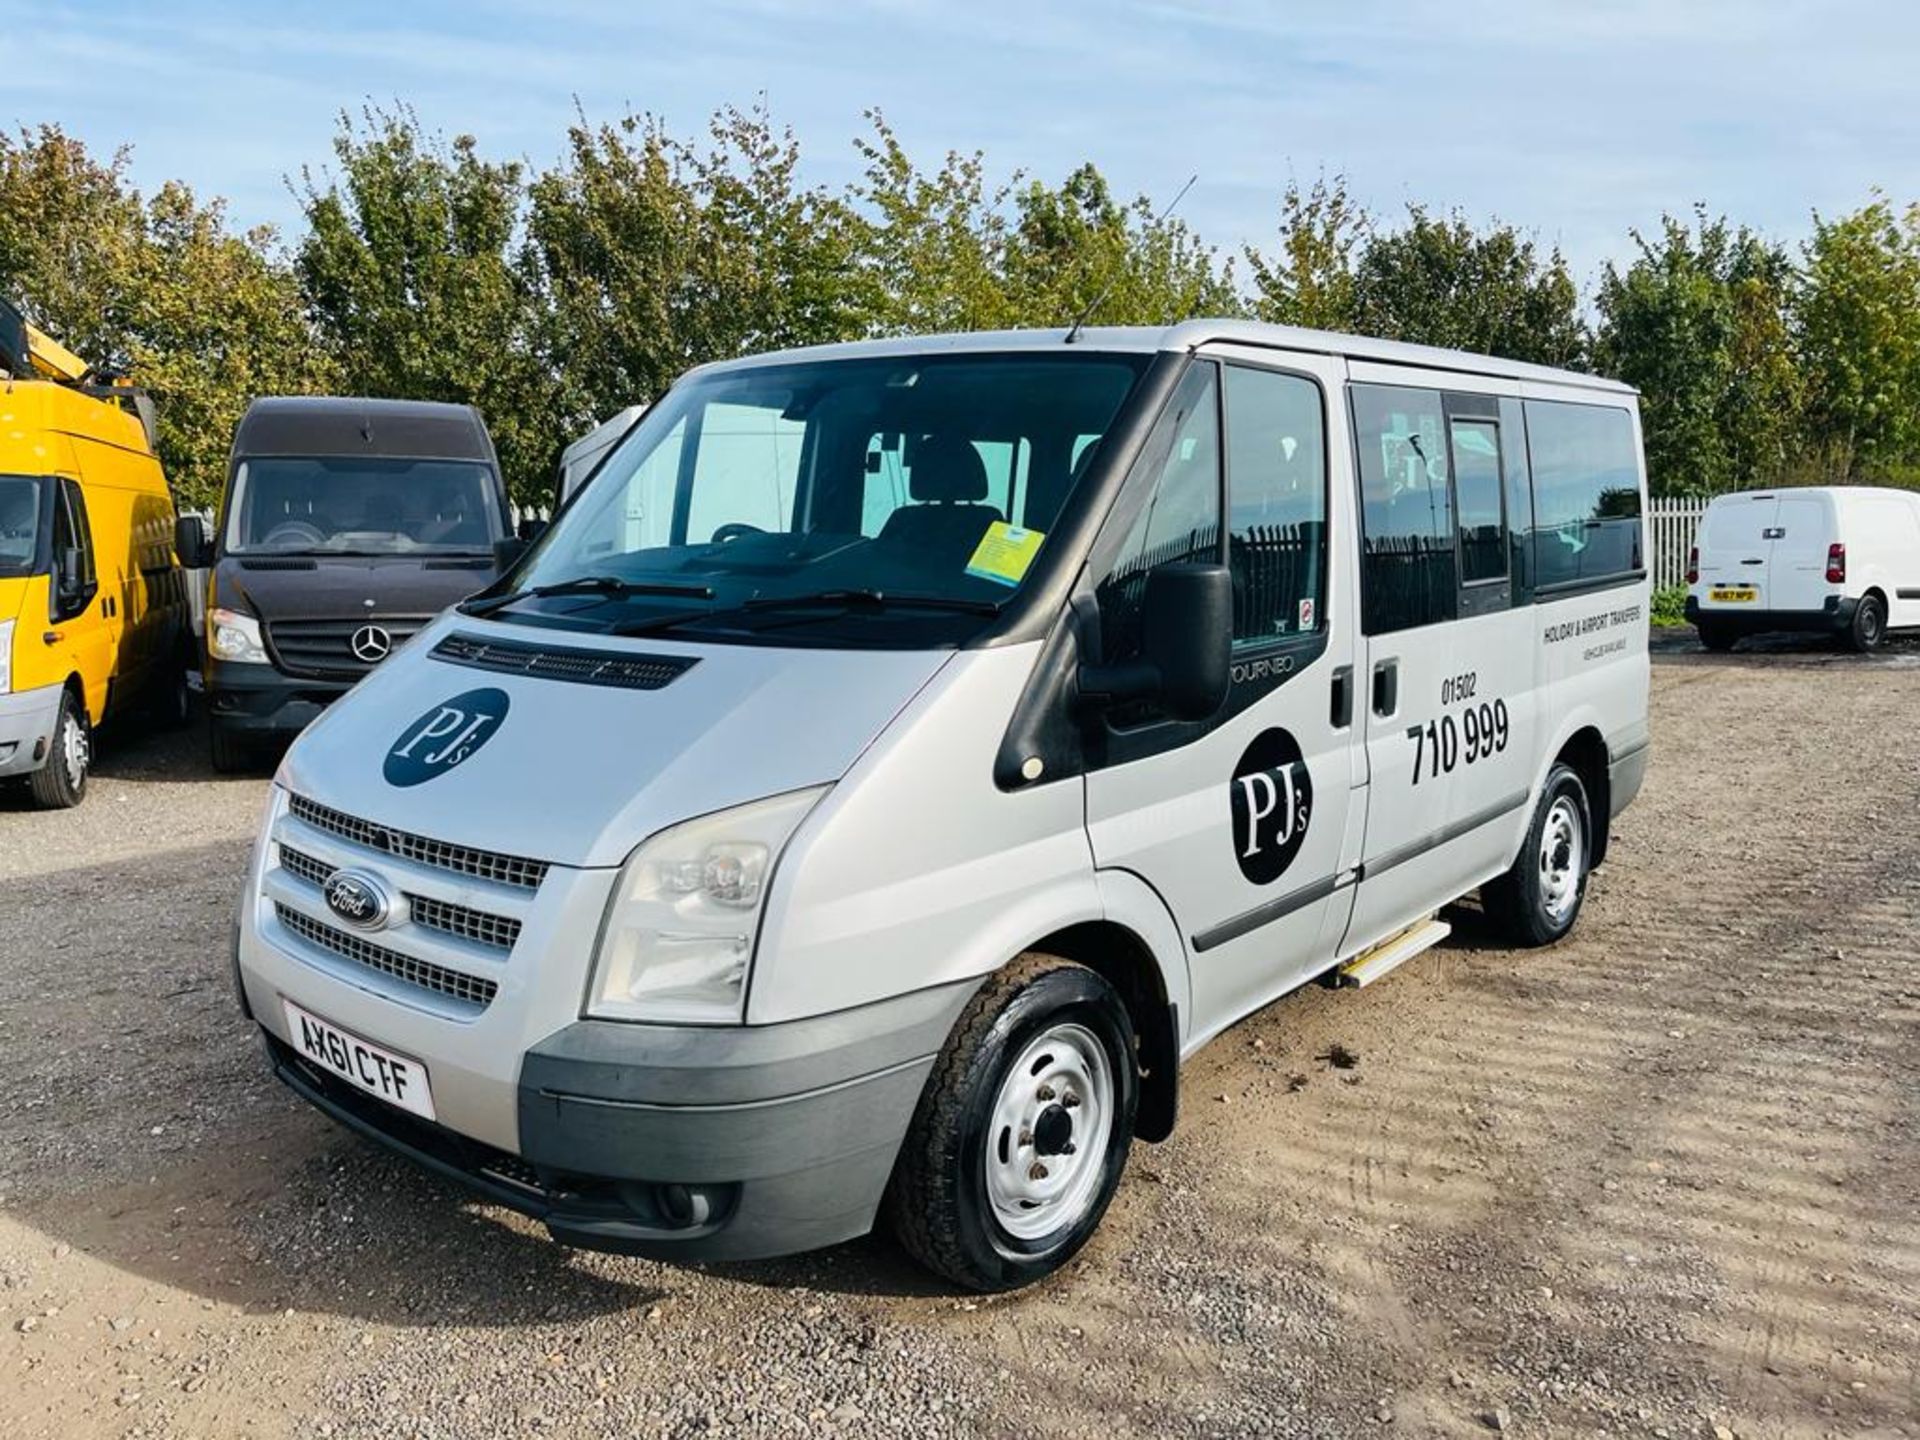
517 517 548 543
491 536 529 573
174 514 214 569
1079 562 1232 721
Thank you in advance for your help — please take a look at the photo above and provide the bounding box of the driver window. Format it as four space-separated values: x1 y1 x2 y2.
1093 362 1221 672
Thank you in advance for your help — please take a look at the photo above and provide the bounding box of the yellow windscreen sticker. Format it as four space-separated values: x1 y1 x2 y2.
965 521 1045 587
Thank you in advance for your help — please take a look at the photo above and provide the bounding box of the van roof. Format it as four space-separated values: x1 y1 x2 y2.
1709 485 1916 502
233 396 497 466
684 319 1635 397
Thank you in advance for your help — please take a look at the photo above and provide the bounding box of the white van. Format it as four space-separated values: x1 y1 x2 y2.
1686 485 1920 652
230 322 1650 1290
557 406 644 506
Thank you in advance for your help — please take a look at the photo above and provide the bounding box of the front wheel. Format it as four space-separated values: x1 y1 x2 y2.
885 955 1138 1291
27 690 90 809
1846 594 1886 654
1481 763 1592 947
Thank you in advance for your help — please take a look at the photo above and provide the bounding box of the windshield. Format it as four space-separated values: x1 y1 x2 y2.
0 475 45 577
503 351 1149 645
225 457 505 555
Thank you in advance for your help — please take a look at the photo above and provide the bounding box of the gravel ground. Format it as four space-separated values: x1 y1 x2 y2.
1 637 1916 1440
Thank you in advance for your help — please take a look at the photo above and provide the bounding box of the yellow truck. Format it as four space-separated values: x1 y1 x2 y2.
0 299 190 808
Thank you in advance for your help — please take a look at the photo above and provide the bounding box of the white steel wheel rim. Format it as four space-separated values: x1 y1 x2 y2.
60 710 89 790
984 1021 1114 1242
1539 795 1583 922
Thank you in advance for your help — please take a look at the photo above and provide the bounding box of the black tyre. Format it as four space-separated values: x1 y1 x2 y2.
1697 621 1736 653
27 689 90 810
886 954 1139 1291
152 655 193 729
1482 763 1592 948
1846 593 1886 654
208 722 253 775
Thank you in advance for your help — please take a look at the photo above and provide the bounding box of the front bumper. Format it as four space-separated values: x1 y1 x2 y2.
264 979 979 1262
0 682 62 778
1685 594 1857 635
204 658 353 739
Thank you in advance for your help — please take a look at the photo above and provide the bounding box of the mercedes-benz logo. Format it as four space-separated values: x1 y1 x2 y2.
350 624 393 663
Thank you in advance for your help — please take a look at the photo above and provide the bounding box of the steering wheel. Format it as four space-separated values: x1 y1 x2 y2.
710 522 765 544
261 521 326 548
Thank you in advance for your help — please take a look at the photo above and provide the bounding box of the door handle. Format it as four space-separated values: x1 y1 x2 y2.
1371 658 1399 719
1330 665 1353 729
43 630 63 644
1740 558 1764 565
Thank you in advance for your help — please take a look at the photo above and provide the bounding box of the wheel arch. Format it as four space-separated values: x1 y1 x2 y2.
1026 911 1184 1144
1549 724 1611 867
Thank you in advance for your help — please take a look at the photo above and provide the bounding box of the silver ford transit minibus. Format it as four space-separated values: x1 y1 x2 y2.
232 322 1650 1290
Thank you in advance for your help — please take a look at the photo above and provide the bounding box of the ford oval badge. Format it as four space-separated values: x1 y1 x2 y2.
384 687 510 787
323 868 392 929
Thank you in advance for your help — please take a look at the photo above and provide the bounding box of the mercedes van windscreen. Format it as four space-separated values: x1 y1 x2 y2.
224 457 506 556
0 476 44 575
484 352 1150 646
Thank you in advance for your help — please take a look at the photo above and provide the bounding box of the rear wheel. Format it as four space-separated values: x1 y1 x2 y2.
1482 763 1591 947
886 955 1138 1291
27 690 90 809
1697 620 1736 652
1846 593 1886 654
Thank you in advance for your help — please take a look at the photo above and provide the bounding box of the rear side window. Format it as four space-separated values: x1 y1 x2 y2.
1353 385 1455 634
1524 401 1643 589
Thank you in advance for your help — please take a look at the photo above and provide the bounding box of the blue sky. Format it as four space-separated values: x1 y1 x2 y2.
8 0 1919 290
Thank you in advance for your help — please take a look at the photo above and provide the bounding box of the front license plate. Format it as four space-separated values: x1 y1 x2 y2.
1710 585 1758 603
282 1000 436 1121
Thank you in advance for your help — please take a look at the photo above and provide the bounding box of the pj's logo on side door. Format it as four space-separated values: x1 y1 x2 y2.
384 688 511 787
1230 728 1312 885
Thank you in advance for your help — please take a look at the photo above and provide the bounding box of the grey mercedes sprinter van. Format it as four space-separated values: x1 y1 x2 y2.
231 324 1650 1290
185 398 511 771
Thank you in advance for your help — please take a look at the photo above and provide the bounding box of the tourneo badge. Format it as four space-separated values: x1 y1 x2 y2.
1230 728 1312 885
383 687 510 787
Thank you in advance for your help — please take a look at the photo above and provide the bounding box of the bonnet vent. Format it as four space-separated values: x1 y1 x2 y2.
430 633 696 691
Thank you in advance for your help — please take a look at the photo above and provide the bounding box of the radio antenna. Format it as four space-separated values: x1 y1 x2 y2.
1064 174 1197 344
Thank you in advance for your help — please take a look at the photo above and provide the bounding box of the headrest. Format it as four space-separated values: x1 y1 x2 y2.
909 435 989 503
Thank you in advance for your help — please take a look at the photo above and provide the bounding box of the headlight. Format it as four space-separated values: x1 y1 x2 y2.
209 606 268 664
587 786 828 1024
0 618 12 694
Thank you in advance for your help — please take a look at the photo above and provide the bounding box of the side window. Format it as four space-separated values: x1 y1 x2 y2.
1093 362 1221 675
1523 401 1643 589
1224 364 1326 647
685 401 805 542
52 478 98 619
1352 384 1456 634
1450 418 1507 585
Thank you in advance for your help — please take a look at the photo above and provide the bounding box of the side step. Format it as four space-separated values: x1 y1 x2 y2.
1336 917 1452 988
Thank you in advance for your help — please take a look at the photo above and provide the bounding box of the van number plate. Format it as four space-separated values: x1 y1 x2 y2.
1710 586 1758 603
283 1000 437 1121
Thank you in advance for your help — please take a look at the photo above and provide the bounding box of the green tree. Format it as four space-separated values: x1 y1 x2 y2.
296 105 557 499
1795 196 1920 479
1245 173 1366 331
0 125 145 371
527 102 873 436
126 183 338 507
1349 207 1586 366
1594 210 1801 495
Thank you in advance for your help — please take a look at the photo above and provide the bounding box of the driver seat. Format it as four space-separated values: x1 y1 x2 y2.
878 436 1003 556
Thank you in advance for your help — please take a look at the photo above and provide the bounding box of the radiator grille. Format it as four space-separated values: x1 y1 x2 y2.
275 904 499 1008
287 794 548 890
431 632 696 690
266 615 431 680
278 845 522 952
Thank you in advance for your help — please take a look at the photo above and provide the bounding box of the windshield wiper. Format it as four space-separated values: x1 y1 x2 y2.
740 588 1002 616
461 575 715 617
